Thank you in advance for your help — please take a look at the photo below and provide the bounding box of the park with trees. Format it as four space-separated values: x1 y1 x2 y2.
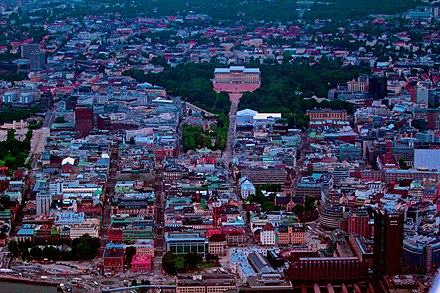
125 58 366 132
0 129 32 171
50 0 420 24
239 59 369 128
162 252 219 276
122 63 230 115
182 113 228 152
7 234 102 261
0 105 42 124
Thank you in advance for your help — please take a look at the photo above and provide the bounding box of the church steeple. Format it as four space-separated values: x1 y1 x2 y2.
283 171 294 197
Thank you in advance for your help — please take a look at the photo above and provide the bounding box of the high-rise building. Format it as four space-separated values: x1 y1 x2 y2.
40 90 54 109
403 236 440 273
369 75 387 100
36 192 52 216
97 114 111 130
75 104 93 137
29 51 46 70
373 209 403 277
347 208 370 238
429 89 440 107
416 86 429 104
414 148 440 171
66 96 78 110
20 43 40 59
319 205 343 230
414 108 440 130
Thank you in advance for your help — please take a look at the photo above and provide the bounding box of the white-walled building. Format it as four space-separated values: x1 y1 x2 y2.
236 109 282 126
239 176 256 200
69 223 99 239
260 223 276 246
416 86 429 104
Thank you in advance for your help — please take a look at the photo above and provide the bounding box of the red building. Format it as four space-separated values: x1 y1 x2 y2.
108 228 123 243
346 208 370 238
103 248 124 272
288 257 368 282
376 141 399 171
75 104 93 137
155 148 178 161
97 114 111 130
373 209 403 277
131 254 152 272
414 108 440 130
222 227 246 246
205 227 246 246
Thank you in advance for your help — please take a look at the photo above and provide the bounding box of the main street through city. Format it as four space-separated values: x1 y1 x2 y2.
222 93 241 167
27 109 54 169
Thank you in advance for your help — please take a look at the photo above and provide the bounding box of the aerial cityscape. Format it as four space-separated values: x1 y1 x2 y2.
0 0 439 292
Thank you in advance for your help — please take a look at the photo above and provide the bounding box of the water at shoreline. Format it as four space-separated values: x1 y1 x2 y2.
0 281 57 293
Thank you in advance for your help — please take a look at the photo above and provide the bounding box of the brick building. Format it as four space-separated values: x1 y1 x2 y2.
75 104 93 137
108 228 123 243
103 248 124 272
346 208 370 238
287 257 368 282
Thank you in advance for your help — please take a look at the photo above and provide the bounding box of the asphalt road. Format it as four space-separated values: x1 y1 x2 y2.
26 109 54 168
30 127 50 155
223 93 242 166
10 259 175 293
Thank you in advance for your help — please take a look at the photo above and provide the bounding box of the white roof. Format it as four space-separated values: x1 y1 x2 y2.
62 157 75 166
237 108 258 116
254 113 282 120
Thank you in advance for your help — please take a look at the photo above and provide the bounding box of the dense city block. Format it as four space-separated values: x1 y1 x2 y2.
0 0 440 292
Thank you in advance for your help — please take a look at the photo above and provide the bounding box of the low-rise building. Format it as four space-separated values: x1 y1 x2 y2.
108 228 123 243
245 274 293 292
131 254 152 272
176 273 236 293
260 223 276 246
70 223 99 239
133 240 155 256
208 234 226 256
239 177 256 200
287 257 368 282
103 248 124 272
277 223 306 246
165 232 208 255
307 109 348 122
